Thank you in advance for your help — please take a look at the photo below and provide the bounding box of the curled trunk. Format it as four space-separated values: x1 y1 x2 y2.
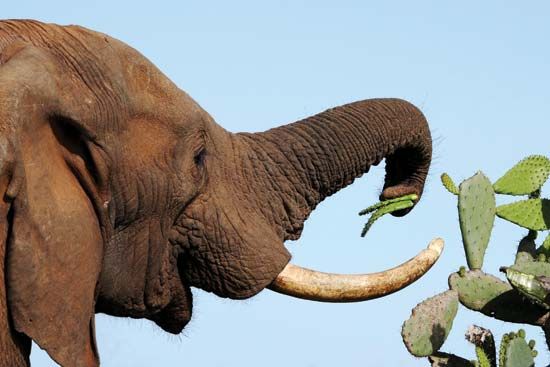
239 98 432 240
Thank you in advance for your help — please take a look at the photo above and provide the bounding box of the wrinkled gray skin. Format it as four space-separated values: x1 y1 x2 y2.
0 20 432 366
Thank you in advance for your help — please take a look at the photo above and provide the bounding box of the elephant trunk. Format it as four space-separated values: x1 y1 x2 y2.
232 98 439 303
239 98 432 241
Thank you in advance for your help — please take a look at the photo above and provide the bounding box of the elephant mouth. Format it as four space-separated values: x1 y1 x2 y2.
149 263 194 335
171 206 443 306
268 238 444 302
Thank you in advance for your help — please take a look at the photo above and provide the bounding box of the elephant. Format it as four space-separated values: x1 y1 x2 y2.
0 19 441 366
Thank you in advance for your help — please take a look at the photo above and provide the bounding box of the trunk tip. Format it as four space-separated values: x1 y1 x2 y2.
380 184 423 217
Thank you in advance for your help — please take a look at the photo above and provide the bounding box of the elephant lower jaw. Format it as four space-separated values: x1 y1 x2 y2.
147 238 444 334
148 282 193 334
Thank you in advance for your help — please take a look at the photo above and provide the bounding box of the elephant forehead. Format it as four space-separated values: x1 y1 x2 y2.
116 117 177 164
116 43 209 127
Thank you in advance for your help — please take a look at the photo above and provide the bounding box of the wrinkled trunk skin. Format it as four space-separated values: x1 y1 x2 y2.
238 98 432 241
174 122 291 301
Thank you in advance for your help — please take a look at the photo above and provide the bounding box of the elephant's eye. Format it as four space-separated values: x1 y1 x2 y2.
194 147 206 167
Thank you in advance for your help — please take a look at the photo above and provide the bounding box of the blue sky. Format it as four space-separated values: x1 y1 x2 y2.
4 1 550 365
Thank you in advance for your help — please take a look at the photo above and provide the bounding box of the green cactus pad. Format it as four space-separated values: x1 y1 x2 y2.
448 270 547 326
359 196 415 237
441 173 459 195
515 233 536 265
475 347 491 367
458 172 496 269
499 333 535 367
536 232 550 259
510 259 550 277
496 198 550 231
428 353 475 367
402 290 459 357
358 194 418 215
449 270 511 310
465 325 496 367
504 267 550 309
493 155 550 196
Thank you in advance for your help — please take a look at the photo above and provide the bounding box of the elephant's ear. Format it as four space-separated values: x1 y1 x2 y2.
6 119 103 366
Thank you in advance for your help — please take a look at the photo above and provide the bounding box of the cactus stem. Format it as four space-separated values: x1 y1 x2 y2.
465 325 496 367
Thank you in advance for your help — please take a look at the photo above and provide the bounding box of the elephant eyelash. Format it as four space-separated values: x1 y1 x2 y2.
194 147 206 167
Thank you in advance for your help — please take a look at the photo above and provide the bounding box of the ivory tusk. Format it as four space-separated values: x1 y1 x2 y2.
268 238 444 302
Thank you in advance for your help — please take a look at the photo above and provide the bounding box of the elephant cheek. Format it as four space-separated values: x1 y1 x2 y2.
96 220 193 334
175 202 291 300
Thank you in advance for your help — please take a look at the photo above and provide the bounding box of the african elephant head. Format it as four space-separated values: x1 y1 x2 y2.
0 20 440 366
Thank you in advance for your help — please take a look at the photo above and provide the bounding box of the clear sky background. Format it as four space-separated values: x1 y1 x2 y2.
4 1 550 366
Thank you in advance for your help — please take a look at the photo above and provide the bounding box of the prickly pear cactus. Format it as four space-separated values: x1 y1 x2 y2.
493 155 550 196
358 194 417 236
449 268 546 326
428 353 475 367
499 331 536 367
401 155 550 366
496 199 550 231
536 233 550 259
458 172 496 270
465 325 496 367
515 232 537 264
448 269 512 311
441 173 459 195
503 267 550 309
402 290 459 357
475 350 492 367
509 259 550 278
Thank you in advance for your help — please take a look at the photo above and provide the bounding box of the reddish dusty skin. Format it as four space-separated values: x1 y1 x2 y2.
269 238 444 302
0 20 434 366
